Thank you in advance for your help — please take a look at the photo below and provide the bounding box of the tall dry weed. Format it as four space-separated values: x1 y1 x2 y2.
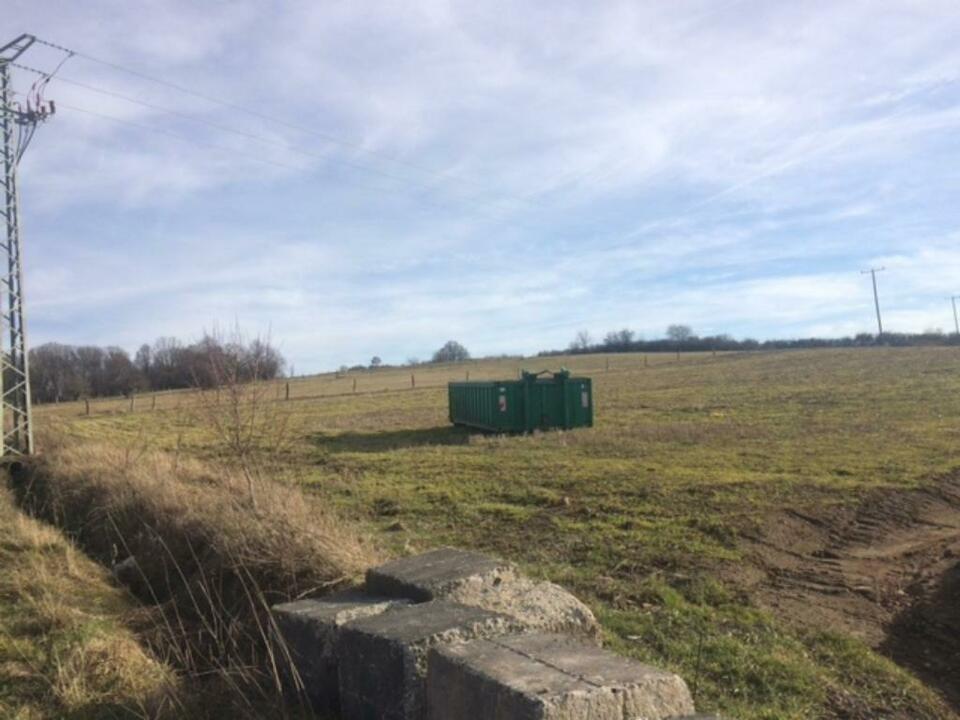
188 327 294 510
11 431 378 718
0 487 182 719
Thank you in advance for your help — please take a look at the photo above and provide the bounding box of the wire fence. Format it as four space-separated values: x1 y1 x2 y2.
35 351 732 419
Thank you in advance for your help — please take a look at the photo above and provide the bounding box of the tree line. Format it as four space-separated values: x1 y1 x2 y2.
29 335 285 404
542 324 960 356
343 340 473 373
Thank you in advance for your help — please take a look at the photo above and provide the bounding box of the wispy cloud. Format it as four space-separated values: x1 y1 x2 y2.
8 0 960 369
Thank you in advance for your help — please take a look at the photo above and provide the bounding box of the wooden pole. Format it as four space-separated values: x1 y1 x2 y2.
466 370 470 381
285 382 290 401
605 358 610 372
85 399 90 416
352 377 357 393
411 373 415 388
152 395 157 410
129 395 135 412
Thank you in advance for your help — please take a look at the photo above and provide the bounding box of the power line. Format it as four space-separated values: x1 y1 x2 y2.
11 62 518 207
29 35 539 209
11 63 410 182
10 61 541 223
16 92 527 223
9 90 308 173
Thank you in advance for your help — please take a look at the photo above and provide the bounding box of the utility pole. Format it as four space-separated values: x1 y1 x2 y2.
952 295 959 336
860 267 885 339
0 35 57 457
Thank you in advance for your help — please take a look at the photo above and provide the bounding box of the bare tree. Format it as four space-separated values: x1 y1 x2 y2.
602 329 635 351
569 330 592 351
666 324 694 342
134 343 152 376
29 343 87 402
191 329 292 510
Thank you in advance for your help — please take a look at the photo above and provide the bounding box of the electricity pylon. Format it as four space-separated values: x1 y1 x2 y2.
0 35 55 457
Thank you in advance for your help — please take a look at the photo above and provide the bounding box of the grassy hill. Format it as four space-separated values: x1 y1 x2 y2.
35 347 960 719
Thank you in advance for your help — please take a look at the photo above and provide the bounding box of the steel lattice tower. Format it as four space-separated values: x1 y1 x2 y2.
0 35 42 457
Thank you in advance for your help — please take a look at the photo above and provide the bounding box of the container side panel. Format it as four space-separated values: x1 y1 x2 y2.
448 377 591 432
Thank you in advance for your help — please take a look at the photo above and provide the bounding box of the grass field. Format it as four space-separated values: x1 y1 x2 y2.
0 487 178 720
36 347 960 719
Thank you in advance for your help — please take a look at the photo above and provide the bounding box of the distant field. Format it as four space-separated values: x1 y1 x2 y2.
36 348 960 719
38 351 689 418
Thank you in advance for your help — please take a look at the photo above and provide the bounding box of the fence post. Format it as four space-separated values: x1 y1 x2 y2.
152 395 157 410
85 398 90 416
353 377 357 393
285 382 290 401
605 358 610 372
129 395 135 412
411 373 415 389
466 370 470 381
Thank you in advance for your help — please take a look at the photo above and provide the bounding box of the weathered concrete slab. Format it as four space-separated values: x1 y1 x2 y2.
365 546 518 602
453 577 603 644
366 547 602 642
426 632 696 720
337 600 521 720
272 589 408 714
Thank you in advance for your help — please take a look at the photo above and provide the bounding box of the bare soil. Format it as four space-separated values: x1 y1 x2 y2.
735 472 960 712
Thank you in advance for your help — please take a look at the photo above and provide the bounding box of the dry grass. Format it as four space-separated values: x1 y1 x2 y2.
28 347 960 718
35 352 692 420
0 486 179 719
10 432 378 719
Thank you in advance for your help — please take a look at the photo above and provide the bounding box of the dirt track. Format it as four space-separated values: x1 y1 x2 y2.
735 472 960 712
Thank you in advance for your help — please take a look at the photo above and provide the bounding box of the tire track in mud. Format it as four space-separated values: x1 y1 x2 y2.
735 473 960 710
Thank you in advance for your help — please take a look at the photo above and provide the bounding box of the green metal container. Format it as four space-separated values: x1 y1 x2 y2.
448 370 593 433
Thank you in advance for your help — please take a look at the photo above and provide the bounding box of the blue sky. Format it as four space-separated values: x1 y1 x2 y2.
7 0 960 371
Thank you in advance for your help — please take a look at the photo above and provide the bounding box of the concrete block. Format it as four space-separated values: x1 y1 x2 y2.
366 546 518 602
455 576 603 644
272 589 408 714
426 633 696 720
337 600 521 720
366 547 602 642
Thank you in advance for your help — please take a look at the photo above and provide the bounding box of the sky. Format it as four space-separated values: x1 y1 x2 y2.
5 0 960 372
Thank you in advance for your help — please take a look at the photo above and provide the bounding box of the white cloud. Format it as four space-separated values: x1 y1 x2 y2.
7 0 960 369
